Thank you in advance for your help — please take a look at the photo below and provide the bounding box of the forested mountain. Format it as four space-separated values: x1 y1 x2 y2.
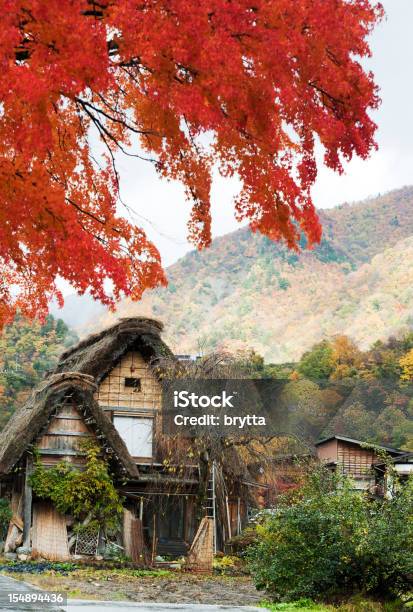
254 333 413 452
0 315 78 428
99 186 413 362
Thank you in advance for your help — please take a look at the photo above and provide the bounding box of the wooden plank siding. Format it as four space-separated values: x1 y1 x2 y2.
32 501 69 561
36 403 94 465
337 440 376 478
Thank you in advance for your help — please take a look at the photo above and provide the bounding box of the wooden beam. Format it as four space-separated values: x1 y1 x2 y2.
42 431 92 437
37 449 86 456
41 463 85 469
102 406 158 415
22 456 33 549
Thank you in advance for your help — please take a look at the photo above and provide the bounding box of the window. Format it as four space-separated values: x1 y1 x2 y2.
124 377 141 391
113 415 153 457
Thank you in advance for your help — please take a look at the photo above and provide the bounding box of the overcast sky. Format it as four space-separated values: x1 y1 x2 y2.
108 0 413 268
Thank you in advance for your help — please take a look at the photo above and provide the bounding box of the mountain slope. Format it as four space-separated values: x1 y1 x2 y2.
95 186 413 362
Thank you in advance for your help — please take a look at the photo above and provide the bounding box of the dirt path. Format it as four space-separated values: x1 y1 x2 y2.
2 572 263 607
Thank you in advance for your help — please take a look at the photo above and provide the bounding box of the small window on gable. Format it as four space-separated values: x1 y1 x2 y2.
124 377 141 391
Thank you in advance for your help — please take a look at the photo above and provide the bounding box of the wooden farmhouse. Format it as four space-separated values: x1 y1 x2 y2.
0 317 267 564
315 435 406 491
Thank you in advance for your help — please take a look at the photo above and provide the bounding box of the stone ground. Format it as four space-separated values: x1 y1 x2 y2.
66 604 262 612
0 571 263 608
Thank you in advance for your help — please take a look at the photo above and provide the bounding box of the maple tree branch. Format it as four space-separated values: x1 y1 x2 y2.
118 56 154 73
77 218 152 269
75 96 157 137
70 108 120 193
183 115 202 156
44 207 68 237
308 81 346 114
326 48 342 67
74 97 159 164
95 92 123 117
81 0 111 18
65 196 108 227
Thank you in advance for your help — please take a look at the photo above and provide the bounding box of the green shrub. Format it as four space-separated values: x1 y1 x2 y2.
30 442 123 533
213 554 244 574
247 469 413 601
227 526 258 554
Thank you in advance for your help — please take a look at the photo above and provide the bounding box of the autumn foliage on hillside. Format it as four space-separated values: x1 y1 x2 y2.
291 334 413 451
237 333 413 451
0 0 383 326
0 314 78 428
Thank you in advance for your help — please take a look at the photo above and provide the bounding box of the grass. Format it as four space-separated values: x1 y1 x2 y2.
0 560 172 579
0 566 176 602
66 589 82 598
259 600 331 611
259 596 411 611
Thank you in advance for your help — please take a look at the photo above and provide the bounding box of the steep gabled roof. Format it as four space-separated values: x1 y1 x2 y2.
316 435 405 456
0 372 139 478
53 317 172 382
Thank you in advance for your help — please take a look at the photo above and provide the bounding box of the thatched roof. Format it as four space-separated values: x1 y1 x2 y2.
0 372 139 478
0 317 171 477
54 317 172 382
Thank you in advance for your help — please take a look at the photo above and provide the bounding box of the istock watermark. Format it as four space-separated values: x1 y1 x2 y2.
163 378 304 439
173 389 236 408
162 377 413 443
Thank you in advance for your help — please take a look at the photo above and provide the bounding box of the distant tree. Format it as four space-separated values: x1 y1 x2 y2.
278 278 290 291
263 363 294 380
278 378 332 440
373 406 411 449
400 348 413 382
239 350 265 377
298 341 334 381
330 335 362 380
370 349 401 380
334 402 376 442
55 318 69 340
392 419 413 451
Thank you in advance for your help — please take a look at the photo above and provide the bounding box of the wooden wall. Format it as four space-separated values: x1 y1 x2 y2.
316 438 338 463
36 403 94 467
337 440 377 479
95 351 161 412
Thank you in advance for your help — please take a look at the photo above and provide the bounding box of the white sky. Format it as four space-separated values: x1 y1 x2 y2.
312 0 413 212
58 0 411 291
113 0 413 267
